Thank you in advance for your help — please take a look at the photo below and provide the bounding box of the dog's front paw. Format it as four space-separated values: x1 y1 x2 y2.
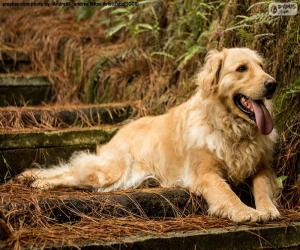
229 207 265 223
258 204 280 221
209 205 265 223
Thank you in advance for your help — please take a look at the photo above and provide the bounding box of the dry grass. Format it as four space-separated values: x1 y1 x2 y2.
0 6 133 104
276 111 300 208
0 102 141 131
0 4 197 113
1 183 300 249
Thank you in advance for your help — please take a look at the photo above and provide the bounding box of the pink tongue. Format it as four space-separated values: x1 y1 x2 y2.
250 100 273 135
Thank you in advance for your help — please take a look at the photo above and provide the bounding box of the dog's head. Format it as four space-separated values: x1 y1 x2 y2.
197 48 277 135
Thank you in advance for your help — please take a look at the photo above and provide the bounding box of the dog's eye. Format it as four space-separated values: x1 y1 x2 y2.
236 65 247 72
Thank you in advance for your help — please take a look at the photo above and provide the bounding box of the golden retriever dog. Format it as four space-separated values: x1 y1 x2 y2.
19 48 280 222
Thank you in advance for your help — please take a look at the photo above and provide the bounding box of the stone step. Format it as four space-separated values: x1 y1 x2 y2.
1 182 299 250
1 218 300 250
0 102 137 130
0 126 118 182
1 187 205 223
0 182 299 249
60 222 300 250
0 50 31 73
40 188 205 221
0 75 52 106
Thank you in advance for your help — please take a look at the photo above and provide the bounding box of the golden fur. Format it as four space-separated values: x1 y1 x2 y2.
19 48 280 222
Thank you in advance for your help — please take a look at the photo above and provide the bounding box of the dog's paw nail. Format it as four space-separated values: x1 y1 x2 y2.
258 208 280 221
229 208 264 223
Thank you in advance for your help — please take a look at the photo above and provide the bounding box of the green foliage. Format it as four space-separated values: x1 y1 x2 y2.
150 51 175 59
87 58 108 102
161 0 224 68
236 13 276 26
103 3 160 38
226 1 279 40
107 22 127 37
76 6 95 21
276 78 300 112
275 77 300 142
100 0 224 69
176 45 205 70
276 175 288 189
73 0 224 70
75 0 97 21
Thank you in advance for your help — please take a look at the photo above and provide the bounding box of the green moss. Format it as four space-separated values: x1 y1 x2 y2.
0 127 118 149
86 58 108 103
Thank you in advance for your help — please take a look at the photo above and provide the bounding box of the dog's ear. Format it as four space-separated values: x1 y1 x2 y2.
197 49 223 94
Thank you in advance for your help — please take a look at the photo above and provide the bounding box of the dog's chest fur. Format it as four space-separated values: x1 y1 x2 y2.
184 100 276 183
217 132 274 183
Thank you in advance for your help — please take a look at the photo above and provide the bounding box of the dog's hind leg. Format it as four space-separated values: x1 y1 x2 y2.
19 151 127 190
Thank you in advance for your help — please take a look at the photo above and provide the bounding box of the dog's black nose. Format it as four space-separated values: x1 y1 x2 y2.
264 79 277 97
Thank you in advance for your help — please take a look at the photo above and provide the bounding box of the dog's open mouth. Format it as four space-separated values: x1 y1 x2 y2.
234 94 273 135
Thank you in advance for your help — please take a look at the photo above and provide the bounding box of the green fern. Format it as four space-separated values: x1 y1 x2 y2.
177 45 205 70
103 2 159 38
103 0 223 69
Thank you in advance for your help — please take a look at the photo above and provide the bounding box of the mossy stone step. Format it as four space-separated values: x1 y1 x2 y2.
0 102 136 129
0 75 52 106
0 51 31 73
1 187 205 224
1 183 299 249
64 222 300 250
0 127 118 182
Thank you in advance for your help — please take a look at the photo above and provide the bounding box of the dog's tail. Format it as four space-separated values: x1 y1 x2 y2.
17 150 125 190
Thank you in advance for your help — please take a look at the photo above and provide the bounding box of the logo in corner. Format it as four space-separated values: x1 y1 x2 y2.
269 2 298 16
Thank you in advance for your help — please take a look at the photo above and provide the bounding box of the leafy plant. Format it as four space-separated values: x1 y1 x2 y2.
103 3 160 38
153 0 224 69
225 1 279 39
176 45 205 70
101 0 224 69
276 175 288 189
75 0 97 21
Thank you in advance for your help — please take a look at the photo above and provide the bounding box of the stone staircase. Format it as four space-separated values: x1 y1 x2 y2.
0 103 135 182
0 51 300 250
0 52 137 182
